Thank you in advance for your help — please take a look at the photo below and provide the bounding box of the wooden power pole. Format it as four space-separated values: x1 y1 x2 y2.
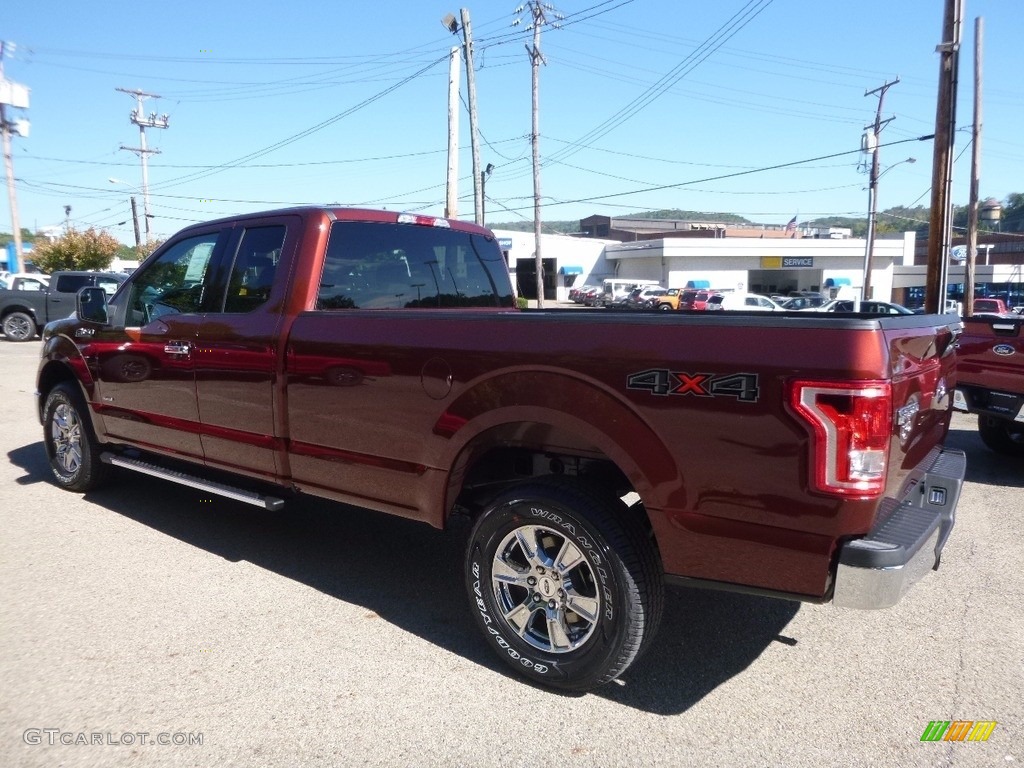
964 16 983 318
924 0 963 314
460 9 483 226
445 45 461 219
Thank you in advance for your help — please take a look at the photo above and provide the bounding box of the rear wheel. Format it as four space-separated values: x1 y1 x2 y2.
43 383 111 492
978 414 1024 456
2 311 36 341
465 477 663 690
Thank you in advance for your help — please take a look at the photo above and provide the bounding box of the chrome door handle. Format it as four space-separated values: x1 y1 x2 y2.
163 343 191 355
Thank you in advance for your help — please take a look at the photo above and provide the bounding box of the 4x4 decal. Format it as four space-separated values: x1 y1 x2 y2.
627 369 760 402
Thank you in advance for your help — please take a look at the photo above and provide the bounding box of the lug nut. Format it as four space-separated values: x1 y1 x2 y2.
527 576 537 586
548 599 557 609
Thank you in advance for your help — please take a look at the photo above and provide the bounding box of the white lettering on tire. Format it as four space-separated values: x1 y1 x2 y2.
471 558 549 675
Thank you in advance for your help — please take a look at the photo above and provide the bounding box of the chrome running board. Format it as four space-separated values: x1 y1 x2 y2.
100 452 285 511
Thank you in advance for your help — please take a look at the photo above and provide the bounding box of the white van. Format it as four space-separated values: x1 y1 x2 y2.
601 278 660 307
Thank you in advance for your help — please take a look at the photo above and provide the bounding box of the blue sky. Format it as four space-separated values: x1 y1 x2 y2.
2 0 1022 243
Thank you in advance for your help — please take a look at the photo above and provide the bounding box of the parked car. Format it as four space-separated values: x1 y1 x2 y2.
569 284 596 304
580 286 602 306
35 204 965 691
779 295 826 310
628 285 667 309
1 271 124 341
971 298 1015 317
2 273 50 292
678 289 718 311
706 293 784 311
650 287 682 311
808 299 915 315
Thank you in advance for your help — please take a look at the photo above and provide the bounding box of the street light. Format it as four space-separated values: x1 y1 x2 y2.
861 156 916 301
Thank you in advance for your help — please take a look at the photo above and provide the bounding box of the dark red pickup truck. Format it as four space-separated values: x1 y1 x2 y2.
36 207 966 690
953 315 1024 455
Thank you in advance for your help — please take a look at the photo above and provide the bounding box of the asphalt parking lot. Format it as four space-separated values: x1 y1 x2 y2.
1 338 1021 767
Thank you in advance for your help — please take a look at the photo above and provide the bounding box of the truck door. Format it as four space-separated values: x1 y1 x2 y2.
190 217 296 479
91 230 227 461
48 273 93 322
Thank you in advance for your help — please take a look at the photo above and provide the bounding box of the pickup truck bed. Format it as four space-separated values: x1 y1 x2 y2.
34 207 965 690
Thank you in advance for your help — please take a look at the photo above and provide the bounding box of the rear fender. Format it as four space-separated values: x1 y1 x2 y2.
435 369 681 518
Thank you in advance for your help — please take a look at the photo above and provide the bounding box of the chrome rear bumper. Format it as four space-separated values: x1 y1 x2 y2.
833 447 966 609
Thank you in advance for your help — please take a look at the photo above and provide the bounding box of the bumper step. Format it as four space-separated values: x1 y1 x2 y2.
833 447 965 609
101 452 285 511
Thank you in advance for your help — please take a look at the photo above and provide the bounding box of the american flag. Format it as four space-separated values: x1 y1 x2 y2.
785 215 797 232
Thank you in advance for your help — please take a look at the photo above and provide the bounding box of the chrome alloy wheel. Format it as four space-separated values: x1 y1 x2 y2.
50 402 83 476
490 524 601 653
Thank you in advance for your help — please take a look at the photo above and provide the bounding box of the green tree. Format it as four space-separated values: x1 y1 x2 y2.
115 238 165 263
1001 193 1024 232
0 228 39 247
31 228 121 273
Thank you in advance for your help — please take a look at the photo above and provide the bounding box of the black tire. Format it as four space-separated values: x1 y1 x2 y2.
978 414 1024 456
465 477 663 690
2 311 36 341
657 303 671 311
42 383 111 492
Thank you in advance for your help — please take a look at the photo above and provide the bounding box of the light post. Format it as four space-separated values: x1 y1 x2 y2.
861 157 915 301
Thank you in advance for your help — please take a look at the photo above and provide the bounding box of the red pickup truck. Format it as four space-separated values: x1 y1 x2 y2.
953 315 1024 454
36 207 965 690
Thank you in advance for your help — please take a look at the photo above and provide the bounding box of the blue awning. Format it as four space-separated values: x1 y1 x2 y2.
685 280 711 289
824 277 851 287
559 266 584 275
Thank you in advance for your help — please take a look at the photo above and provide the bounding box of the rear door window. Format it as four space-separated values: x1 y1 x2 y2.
316 221 514 310
54 275 91 293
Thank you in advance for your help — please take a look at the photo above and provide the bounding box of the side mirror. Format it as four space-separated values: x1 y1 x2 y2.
77 286 109 324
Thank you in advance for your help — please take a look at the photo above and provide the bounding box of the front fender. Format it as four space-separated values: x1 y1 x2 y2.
37 333 97 425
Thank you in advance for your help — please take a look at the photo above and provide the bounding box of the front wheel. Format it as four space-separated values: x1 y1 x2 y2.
978 414 1024 456
2 311 36 341
43 383 111 492
465 478 663 690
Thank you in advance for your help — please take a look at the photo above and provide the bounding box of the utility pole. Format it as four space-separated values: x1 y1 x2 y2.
517 1 562 308
964 16 983 318
460 9 483 225
443 10 483 224
860 78 899 302
444 44 461 219
116 88 169 240
1 41 30 267
130 196 141 248
925 0 963 314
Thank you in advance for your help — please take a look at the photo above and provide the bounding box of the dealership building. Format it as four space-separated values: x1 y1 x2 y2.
493 214 1023 307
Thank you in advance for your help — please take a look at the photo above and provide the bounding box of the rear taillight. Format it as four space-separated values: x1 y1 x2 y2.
790 380 892 498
